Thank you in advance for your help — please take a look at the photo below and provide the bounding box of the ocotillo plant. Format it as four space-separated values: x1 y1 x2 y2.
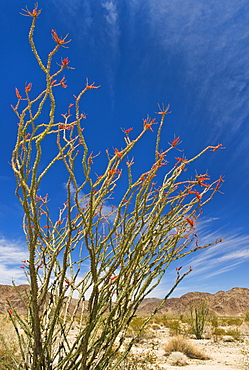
189 300 210 339
9 3 224 370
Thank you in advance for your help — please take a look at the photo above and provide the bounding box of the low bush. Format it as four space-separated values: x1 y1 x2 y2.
209 313 219 328
244 312 249 322
164 336 209 360
212 326 226 342
151 315 169 327
221 317 243 326
127 317 155 341
167 320 182 336
167 351 189 366
225 328 241 341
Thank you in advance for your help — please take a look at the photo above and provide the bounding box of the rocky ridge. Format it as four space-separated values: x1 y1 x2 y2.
137 287 249 316
0 285 248 316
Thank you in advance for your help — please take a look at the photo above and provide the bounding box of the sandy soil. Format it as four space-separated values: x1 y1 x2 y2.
126 326 249 370
57 322 249 369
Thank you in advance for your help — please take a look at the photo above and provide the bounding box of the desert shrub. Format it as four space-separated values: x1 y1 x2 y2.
127 317 155 341
227 318 243 326
149 323 161 331
209 313 219 328
222 317 243 326
151 315 169 327
167 351 189 366
179 314 189 323
164 336 209 360
189 300 209 339
212 327 226 342
167 320 182 336
245 312 249 322
225 328 241 341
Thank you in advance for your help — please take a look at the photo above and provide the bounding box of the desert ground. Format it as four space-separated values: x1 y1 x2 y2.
1 312 249 369
113 320 249 370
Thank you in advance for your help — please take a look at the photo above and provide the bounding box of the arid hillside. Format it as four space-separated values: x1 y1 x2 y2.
138 287 249 316
0 285 248 316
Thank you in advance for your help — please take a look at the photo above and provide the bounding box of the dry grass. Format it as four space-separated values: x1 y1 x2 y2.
127 317 155 341
0 315 21 369
164 335 210 360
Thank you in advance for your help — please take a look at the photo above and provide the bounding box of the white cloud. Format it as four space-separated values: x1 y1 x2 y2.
146 221 249 298
189 232 249 268
102 1 118 26
0 236 28 285
147 0 249 145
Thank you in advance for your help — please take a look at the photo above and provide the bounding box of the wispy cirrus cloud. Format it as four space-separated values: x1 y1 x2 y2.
187 231 249 278
101 1 120 51
0 236 28 285
50 0 249 146
147 219 249 298
147 0 249 145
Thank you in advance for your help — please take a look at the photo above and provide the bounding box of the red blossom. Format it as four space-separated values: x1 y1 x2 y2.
175 157 187 166
51 29 71 47
25 83 32 92
59 57 75 69
114 148 122 157
85 80 100 90
198 180 210 188
187 189 201 199
143 117 156 131
215 175 225 191
156 151 167 160
211 143 224 151
185 217 195 227
88 154 94 164
171 136 180 147
62 57 69 67
15 88 22 99
122 127 133 134
59 124 72 130
59 77 67 88
110 276 118 281
20 4 42 18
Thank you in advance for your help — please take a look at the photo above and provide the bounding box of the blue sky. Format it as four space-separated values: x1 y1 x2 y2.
0 0 248 298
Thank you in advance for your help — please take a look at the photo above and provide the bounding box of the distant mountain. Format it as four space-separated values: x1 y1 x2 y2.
137 287 249 317
0 285 248 317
